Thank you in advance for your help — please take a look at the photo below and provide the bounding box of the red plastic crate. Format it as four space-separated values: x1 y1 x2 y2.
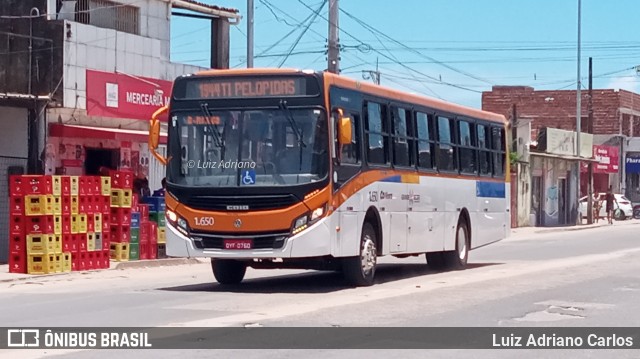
149 222 158 244
78 234 87 252
70 234 80 253
148 244 157 259
87 217 95 232
92 177 101 195
9 252 27 273
110 225 130 243
71 255 78 271
101 196 110 214
78 196 87 213
62 214 71 234
10 234 25 254
9 215 24 235
111 170 133 189
78 252 87 271
62 234 72 252
9 196 24 215
86 252 95 270
78 177 88 196
25 215 54 234
101 251 110 269
111 207 131 226
61 195 71 214
61 176 71 195
139 243 148 260
132 194 139 208
139 204 149 218
9 175 26 196
102 213 110 231
23 175 52 195
102 232 110 250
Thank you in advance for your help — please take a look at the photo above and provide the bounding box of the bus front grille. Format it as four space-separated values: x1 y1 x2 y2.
183 194 298 211
191 231 289 250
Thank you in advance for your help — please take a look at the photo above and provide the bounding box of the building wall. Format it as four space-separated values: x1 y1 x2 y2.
481 86 640 138
531 155 579 226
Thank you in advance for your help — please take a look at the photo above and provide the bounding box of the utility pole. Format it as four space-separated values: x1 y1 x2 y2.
327 0 340 73
362 58 381 84
247 0 254 68
587 57 594 224
575 0 582 224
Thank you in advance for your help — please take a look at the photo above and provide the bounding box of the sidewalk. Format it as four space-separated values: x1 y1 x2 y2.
510 217 640 238
0 257 202 283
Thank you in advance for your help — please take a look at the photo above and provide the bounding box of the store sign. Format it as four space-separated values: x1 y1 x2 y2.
544 128 593 157
593 145 619 173
626 152 640 174
86 70 173 121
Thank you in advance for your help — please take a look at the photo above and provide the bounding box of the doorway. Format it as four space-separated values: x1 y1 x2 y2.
558 178 567 225
85 148 119 175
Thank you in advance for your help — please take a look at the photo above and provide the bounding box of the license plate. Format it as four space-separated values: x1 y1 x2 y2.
223 239 252 250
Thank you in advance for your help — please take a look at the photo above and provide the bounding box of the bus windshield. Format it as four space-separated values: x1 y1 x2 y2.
169 107 328 187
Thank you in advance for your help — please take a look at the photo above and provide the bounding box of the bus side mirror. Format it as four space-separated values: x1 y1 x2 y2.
337 111 352 146
149 106 168 165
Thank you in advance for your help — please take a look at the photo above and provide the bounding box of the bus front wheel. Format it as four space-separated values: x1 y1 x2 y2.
212 259 247 285
342 222 377 286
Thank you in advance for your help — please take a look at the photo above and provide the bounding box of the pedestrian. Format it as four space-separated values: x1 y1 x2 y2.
605 186 618 225
152 177 166 197
133 171 151 198
592 194 601 224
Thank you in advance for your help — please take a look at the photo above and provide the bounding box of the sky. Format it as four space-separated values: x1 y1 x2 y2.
170 0 640 109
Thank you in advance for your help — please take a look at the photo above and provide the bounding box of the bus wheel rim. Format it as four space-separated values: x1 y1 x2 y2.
457 226 467 261
361 235 376 274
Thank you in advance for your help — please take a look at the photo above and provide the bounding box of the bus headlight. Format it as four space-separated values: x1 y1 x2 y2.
291 203 327 235
167 209 189 235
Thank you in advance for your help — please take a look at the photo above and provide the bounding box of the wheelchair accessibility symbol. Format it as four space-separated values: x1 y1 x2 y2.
241 170 256 185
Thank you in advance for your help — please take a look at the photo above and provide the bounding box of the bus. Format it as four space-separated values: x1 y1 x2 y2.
148 68 510 286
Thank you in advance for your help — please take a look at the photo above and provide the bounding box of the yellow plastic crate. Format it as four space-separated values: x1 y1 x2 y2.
110 189 123 207
70 176 79 195
53 234 62 254
53 215 62 235
62 252 72 272
110 243 129 262
93 213 102 232
25 195 47 216
52 196 62 215
157 227 166 244
26 234 54 255
52 176 62 196
101 176 111 196
28 255 52 274
71 195 79 214
53 254 63 273
86 232 96 252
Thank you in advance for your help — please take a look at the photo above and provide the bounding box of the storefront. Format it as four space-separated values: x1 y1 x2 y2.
45 70 171 193
626 152 640 204
581 145 619 196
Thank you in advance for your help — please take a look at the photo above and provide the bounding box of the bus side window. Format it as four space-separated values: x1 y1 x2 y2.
491 126 506 177
391 106 411 167
477 123 491 175
339 113 360 164
365 101 388 165
458 120 476 174
437 115 456 172
416 112 434 169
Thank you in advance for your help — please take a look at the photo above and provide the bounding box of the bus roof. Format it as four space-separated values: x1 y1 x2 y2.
192 68 507 124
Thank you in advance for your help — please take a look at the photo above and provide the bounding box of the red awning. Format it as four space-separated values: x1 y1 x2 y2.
49 123 167 144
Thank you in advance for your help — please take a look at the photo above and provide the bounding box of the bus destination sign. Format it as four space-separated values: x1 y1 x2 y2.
183 77 315 99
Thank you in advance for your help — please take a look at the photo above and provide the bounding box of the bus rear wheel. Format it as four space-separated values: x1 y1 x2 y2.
342 222 377 286
211 259 247 285
426 219 469 270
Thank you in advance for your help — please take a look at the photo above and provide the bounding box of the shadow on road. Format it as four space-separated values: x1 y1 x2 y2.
157 261 502 294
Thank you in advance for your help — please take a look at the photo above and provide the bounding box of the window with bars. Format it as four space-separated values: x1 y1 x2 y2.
75 0 140 35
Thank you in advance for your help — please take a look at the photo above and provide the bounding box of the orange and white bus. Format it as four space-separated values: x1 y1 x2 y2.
149 68 510 286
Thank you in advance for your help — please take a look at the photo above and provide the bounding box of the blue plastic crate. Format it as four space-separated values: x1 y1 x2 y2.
142 196 166 213
131 212 141 228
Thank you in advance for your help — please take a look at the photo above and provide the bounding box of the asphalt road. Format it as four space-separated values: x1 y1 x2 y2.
2 221 639 358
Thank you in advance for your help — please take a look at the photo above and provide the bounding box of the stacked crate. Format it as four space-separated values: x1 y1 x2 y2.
7 175 111 274
138 204 158 260
146 196 167 259
129 194 141 261
109 171 133 262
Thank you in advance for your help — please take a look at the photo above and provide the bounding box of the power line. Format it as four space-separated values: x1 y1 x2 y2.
277 0 327 68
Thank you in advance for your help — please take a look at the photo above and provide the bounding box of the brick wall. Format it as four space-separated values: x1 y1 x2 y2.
481 86 640 139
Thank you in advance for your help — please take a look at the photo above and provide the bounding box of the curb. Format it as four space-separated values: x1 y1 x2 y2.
530 219 640 234
113 257 201 269
1 258 204 283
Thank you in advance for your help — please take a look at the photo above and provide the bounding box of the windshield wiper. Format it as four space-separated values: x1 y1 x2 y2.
279 100 305 148
200 103 224 148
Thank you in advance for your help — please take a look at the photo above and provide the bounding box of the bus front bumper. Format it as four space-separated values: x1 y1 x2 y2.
165 218 332 259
